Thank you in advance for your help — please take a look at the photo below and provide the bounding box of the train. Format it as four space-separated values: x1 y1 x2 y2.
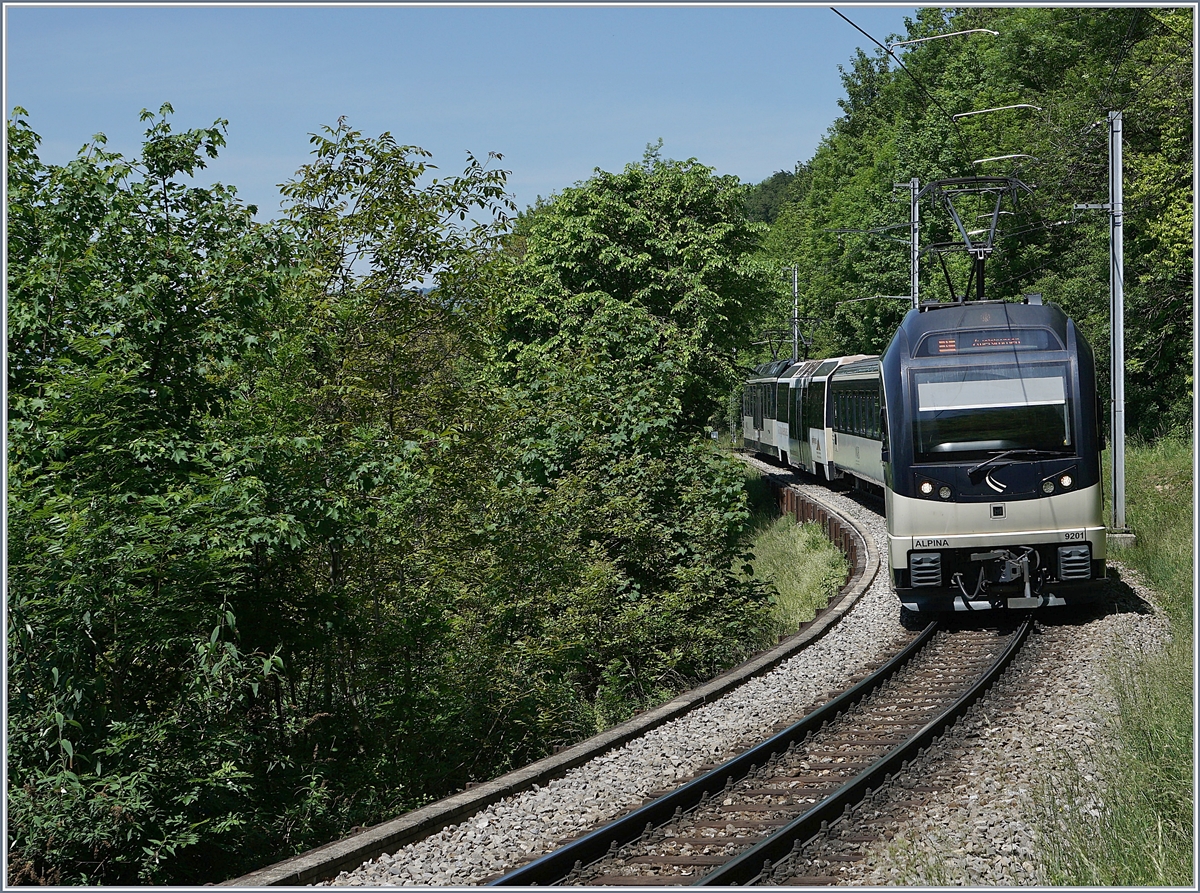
742 298 1106 614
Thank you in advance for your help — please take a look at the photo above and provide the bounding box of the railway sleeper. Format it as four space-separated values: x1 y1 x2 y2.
492 619 1031 887
584 876 691 885
782 875 839 885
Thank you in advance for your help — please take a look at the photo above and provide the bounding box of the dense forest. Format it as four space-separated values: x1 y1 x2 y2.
6 6 1192 885
6 115 777 884
746 6 1193 438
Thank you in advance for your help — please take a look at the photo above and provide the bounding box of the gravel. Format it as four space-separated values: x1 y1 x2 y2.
324 464 1170 887
832 559 1170 887
324 473 911 886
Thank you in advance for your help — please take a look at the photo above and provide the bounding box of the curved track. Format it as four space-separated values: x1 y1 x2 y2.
490 615 1033 886
227 467 881 887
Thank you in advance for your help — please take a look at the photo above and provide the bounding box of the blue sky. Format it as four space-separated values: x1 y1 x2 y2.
5 3 918 219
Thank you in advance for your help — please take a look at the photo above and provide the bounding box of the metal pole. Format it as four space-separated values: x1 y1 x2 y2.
730 348 737 448
910 177 920 307
1109 111 1127 531
792 265 800 360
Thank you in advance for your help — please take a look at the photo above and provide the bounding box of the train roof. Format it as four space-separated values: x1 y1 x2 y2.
748 354 879 383
749 358 796 380
833 357 881 378
897 300 1070 340
788 359 824 378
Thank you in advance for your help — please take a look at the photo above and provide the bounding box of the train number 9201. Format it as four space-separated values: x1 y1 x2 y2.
1063 530 1085 541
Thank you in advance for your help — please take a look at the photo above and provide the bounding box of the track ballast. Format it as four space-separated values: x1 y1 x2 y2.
489 612 1032 886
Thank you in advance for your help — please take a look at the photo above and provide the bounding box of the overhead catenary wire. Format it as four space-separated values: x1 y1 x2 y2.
1038 8 1140 199
828 7 979 176
1099 8 1144 112
1056 8 1176 192
825 7 1186 304
825 7 1056 301
1037 7 1187 263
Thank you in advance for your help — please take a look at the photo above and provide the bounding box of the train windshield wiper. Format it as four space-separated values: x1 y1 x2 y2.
967 448 1068 478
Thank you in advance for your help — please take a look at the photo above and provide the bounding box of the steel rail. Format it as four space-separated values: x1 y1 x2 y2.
486 621 940 886
227 472 876 887
695 614 1035 886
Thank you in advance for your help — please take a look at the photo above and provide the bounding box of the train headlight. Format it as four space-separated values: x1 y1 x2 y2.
1059 474 1074 489
938 485 952 500
920 481 934 496
1042 480 1056 494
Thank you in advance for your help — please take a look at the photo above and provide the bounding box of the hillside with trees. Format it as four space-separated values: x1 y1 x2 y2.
751 6 1192 438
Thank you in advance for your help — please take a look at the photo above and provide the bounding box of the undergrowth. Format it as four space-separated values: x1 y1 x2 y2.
741 468 848 636
1038 435 1194 885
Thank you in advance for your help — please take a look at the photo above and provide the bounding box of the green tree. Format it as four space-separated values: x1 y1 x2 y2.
7 104 291 884
222 120 580 836
494 147 776 714
504 144 776 429
6 107 582 884
744 167 800 224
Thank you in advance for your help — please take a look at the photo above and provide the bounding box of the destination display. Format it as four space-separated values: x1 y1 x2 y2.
916 327 1062 356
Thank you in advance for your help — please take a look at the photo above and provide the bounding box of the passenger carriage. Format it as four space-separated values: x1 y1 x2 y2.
741 298 1105 613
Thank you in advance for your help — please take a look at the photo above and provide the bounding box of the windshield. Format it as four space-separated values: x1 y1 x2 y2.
912 362 1073 462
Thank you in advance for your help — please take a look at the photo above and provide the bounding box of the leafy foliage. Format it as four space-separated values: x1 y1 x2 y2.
753 7 1193 436
743 168 799 224
493 144 777 721
7 115 776 884
7 104 291 883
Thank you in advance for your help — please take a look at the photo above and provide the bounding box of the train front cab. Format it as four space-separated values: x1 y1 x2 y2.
880 301 1106 613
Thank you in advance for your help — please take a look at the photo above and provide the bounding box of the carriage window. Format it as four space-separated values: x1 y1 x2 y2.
807 381 826 433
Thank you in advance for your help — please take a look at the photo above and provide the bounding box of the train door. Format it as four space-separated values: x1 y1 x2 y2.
806 378 827 474
752 382 764 443
790 362 818 473
794 378 812 472
741 385 754 446
787 380 802 469
808 360 839 477
773 380 789 457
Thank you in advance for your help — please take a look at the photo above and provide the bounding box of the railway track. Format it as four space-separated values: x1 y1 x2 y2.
230 459 1156 888
489 614 1033 887
230 471 890 887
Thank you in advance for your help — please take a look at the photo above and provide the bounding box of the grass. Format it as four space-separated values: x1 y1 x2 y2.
1105 436 1194 621
1038 435 1194 885
741 468 849 637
